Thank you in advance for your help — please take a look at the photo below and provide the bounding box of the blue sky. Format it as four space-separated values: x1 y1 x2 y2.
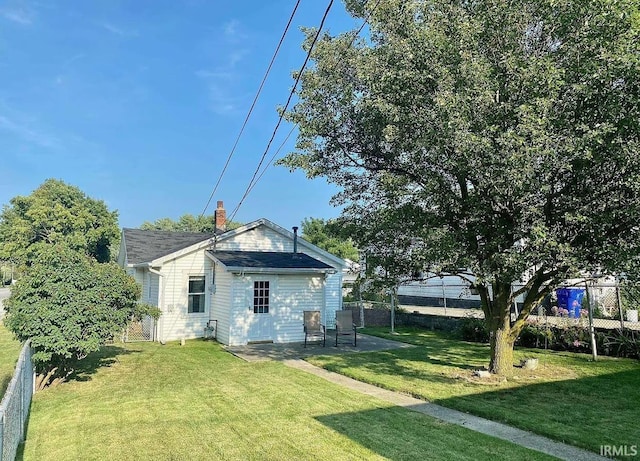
0 1 359 229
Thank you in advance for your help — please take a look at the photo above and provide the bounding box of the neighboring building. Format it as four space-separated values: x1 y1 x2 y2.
118 202 346 345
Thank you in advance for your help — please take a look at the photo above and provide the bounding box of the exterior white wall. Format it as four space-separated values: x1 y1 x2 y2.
228 274 250 346
216 226 293 252
399 275 479 301
157 249 212 342
225 274 325 346
323 272 342 328
274 275 324 343
210 265 232 345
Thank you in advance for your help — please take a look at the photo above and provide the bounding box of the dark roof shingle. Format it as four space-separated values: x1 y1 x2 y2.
123 228 216 264
208 250 334 270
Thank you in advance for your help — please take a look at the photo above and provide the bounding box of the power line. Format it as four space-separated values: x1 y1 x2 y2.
199 0 302 219
245 124 296 197
228 0 335 223
229 0 381 219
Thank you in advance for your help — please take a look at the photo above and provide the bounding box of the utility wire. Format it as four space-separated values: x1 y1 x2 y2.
245 124 296 197
230 0 381 217
228 0 335 222
199 0 302 218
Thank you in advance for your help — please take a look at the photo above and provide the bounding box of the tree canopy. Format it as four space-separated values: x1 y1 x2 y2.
140 214 243 233
0 179 119 266
3 244 143 389
301 217 359 261
281 0 640 374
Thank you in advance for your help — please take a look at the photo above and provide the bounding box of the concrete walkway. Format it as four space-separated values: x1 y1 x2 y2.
284 359 609 461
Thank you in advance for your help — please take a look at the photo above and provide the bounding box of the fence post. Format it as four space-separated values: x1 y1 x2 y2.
0 412 4 461
616 285 625 330
441 278 447 315
585 281 598 361
390 289 395 334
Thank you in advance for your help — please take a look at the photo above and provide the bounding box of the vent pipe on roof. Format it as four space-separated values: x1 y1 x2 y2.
292 226 298 253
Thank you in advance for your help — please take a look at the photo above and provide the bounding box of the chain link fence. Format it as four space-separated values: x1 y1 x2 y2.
0 341 34 461
122 315 156 342
347 281 640 358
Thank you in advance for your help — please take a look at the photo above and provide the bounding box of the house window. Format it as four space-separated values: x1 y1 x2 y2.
253 281 269 314
188 276 206 313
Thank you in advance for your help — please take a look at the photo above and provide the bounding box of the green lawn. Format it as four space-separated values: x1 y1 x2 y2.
21 339 555 461
308 327 640 455
0 322 23 395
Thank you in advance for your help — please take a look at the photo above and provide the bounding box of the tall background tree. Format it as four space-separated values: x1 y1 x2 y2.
0 179 119 266
281 0 640 374
140 214 243 232
301 217 359 261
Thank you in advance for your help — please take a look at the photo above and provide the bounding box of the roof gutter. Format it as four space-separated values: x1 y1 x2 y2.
225 267 336 275
129 262 163 275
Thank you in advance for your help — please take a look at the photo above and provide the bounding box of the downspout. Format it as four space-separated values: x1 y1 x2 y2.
148 266 164 342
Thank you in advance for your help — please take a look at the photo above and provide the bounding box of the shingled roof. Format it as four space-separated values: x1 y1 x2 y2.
208 250 334 271
123 228 217 265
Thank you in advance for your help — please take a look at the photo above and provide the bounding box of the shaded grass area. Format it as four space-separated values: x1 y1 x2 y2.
21 339 555 461
308 327 640 455
0 322 23 395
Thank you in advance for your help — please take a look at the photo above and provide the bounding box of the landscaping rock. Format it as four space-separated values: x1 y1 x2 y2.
474 370 491 379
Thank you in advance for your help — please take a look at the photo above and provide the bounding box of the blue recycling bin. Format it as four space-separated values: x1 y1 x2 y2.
556 288 585 318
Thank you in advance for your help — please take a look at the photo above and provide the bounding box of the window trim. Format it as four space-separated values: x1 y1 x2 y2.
188 275 206 314
253 280 270 314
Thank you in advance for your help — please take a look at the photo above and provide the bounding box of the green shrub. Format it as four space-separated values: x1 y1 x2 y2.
458 317 489 343
4 244 142 389
603 329 640 360
517 322 554 348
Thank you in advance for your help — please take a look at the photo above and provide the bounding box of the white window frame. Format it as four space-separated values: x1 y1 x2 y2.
253 280 270 314
188 275 206 314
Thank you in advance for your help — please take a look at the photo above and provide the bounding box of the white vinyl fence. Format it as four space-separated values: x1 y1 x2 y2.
0 341 34 461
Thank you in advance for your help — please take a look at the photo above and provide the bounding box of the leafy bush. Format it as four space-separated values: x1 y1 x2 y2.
4 244 141 389
458 317 489 343
555 325 592 352
454 315 635 360
517 322 554 349
603 330 640 360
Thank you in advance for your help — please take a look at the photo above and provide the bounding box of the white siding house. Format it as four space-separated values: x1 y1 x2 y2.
118 214 345 345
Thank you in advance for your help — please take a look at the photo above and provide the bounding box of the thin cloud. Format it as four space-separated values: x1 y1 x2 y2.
203 82 248 115
102 22 138 37
0 114 59 148
1 7 33 25
195 70 234 80
223 19 247 41
196 19 251 115
62 54 86 67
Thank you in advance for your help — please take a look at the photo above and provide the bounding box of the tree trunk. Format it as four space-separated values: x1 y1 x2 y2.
489 326 515 375
485 282 516 376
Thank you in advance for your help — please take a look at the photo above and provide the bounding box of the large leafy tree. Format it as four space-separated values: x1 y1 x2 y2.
301 217 359 261
281 0 640 374
140 214 242 232
0 179 119 265
4 244 143 389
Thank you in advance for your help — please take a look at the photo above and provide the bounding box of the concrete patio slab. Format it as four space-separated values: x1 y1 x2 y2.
225 332 415 362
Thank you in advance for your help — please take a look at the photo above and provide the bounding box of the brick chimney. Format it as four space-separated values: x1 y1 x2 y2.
215 201 226 231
